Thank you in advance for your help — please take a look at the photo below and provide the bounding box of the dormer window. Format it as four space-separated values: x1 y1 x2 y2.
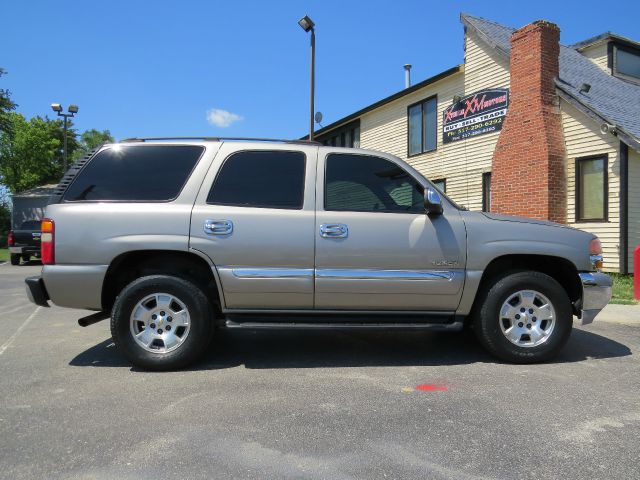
612 45 640 83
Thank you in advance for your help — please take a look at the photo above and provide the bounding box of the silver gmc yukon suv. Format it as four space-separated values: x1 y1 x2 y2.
25 138 612 370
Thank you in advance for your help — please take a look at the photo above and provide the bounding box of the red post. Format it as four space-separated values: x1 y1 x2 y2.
635 245 640 300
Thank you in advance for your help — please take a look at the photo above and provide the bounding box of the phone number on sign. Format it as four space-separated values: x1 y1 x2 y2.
445 118 503 140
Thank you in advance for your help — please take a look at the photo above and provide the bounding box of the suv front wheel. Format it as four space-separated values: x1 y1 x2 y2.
474 271 573 363
111 275 214 370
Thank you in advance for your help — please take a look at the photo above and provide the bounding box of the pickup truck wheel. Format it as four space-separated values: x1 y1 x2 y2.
111 275 214 371
10 254 20 266
474 271 572 363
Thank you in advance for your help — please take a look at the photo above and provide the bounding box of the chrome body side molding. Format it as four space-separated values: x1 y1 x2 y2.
315 269 455 280
227 267 458 281
231 268 314 278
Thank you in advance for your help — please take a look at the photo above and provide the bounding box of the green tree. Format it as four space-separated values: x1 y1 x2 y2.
73 128 114 160
0 112 60 194
48 117 80 168
0 199 10 246
0 68 18 135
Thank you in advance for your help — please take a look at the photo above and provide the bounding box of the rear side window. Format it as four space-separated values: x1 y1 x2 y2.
207 150 306 209
63 145 204 201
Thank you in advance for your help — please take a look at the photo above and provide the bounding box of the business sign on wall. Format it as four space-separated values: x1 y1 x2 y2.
442 88 509 144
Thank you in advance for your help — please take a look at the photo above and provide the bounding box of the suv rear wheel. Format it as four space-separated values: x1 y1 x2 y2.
474 271 572 363
10 254 20 266
111 275 214 370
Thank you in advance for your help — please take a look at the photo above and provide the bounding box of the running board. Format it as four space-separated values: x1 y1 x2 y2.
78 311 109 327
224 320 464 331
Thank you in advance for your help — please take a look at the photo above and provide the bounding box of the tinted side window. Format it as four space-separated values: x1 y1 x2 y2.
325 154 424 213
63 145 204 201
207 151 305 209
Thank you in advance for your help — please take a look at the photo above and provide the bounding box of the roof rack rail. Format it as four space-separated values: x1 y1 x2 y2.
119 137 322 146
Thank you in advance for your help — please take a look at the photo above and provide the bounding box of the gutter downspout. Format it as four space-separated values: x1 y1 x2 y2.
620 141 629 274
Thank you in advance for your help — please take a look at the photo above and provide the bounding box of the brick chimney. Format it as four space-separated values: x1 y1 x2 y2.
491 20 566 223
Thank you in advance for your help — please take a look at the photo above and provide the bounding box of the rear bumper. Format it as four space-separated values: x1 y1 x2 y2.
578 272 612 325
25 276 50 307
9 245 40 256
42 264 108 310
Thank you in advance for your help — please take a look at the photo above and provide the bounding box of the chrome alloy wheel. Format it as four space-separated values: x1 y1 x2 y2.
129 293 191 353
499 290 556 347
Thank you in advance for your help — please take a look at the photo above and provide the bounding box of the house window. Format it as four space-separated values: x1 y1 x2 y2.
613 45 640 82
576 155 608 222
408 96 437 156
431 178 446 193
319 121 360 148
482 172 491 212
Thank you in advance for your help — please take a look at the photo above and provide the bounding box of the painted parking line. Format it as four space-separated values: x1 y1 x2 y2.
0 307 41 356
0 302 37 317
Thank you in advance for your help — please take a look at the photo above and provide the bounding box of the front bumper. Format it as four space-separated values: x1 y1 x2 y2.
578 272 612 325
25 276 50 307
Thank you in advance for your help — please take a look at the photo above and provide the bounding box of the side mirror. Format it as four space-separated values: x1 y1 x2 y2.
424 187 443 216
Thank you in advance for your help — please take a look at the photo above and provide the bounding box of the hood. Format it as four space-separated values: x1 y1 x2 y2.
480 212 575 229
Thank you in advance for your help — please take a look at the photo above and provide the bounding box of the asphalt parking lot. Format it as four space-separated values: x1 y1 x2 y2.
0 263 639 480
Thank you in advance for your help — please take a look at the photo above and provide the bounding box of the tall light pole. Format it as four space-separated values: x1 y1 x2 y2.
51 103 79 171
298 15 315 142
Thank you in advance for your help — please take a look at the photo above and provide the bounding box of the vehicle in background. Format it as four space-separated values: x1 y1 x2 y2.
8 220 42 265
8 185 56 266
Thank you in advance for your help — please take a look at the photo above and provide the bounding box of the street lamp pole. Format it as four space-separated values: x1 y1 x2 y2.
63 115 68 170
298 15 316 142
309 27 315 142
50 103 79 171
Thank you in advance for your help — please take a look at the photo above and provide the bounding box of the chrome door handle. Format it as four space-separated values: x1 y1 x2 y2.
320 223 348 238
204 219 233 235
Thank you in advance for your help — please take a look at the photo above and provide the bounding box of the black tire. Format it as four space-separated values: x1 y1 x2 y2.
111 275 214 370
10 254 20 266
473 271 572 363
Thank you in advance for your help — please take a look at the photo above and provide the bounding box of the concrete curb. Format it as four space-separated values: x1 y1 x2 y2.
593 303 640 325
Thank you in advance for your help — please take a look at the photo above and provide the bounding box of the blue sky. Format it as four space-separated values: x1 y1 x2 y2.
3 0 639 140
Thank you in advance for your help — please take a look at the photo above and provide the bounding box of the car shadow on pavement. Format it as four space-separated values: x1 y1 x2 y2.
69 327 632 370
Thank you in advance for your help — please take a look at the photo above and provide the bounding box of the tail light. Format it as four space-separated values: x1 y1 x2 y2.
41 218 55 265
7 231 14 247
589 238 603 271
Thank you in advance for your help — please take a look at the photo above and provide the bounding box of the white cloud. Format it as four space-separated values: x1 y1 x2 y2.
206 108 243 128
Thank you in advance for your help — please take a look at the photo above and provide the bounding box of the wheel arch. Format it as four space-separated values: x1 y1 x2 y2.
101 249 223 312
463 254 582 320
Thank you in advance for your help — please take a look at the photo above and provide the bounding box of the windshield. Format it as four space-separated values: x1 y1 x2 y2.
20 220 41 230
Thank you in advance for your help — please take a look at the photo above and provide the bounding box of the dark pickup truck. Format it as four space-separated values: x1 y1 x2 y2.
8 220 42 265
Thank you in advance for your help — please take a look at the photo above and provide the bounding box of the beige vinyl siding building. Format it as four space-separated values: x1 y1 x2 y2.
561 101 620 271
629 148 640 268
579 42 610 72
314 14 640 274
352 30 510 213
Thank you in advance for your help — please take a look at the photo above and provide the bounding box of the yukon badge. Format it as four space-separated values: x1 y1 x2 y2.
431 259 459 267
